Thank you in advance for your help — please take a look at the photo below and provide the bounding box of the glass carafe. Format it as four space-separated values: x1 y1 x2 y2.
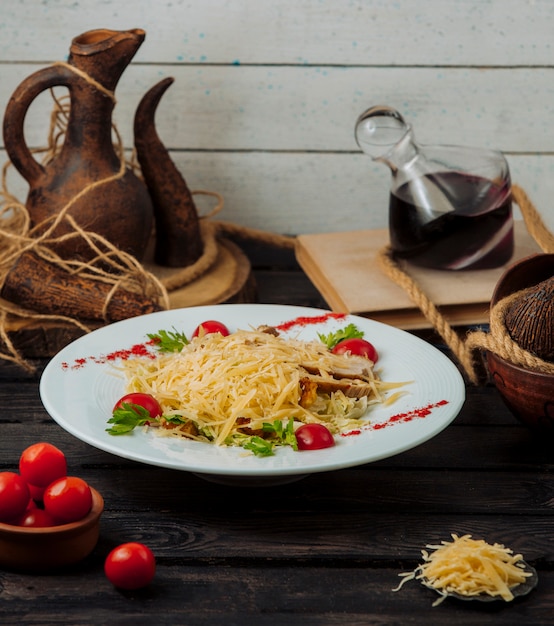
355 106 514 270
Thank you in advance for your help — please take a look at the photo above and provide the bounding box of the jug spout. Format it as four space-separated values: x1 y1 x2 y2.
69 28 146 89
134 77 204 268
355 105 417 172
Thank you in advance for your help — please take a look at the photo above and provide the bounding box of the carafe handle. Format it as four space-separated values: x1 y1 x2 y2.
3 65 75 186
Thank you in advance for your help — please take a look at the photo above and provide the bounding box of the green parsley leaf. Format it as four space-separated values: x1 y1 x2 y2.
317 323 364 350
106 402 158 435
148 328 189 353
163 416 186 425
262 417 298 450
242 436 275 457
236 418 299 457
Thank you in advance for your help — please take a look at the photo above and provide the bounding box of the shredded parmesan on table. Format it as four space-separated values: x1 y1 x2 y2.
116 328 401 447
393 534 533 606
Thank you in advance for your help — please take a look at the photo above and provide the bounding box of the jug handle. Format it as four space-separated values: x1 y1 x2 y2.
3 65 75 186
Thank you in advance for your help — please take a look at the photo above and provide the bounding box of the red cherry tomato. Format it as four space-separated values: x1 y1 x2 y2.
28 483 46 503
17 508 58 528
113 392 162 418
331 338 378 363
19 442 67 488
24 497 38 512
43 476 93 524
0 472 31 523
295 424 335 451
192 320 230 338
105 542 156 590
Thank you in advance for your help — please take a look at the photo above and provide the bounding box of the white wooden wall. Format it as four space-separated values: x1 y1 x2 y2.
1 0 554 236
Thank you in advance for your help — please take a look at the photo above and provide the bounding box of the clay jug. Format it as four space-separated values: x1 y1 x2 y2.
2 28 154 261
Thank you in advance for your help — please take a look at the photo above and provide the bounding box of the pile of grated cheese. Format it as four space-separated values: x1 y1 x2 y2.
393 533 533 606
117 328 398 446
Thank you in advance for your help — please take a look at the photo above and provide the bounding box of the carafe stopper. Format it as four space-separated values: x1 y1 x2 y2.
354 105 417 171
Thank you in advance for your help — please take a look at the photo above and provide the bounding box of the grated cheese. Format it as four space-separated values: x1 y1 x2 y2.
117 328 401 446
393 533 533 606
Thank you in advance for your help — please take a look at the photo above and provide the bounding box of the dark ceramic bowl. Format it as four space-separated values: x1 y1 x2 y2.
486 253 554 434
0 487 104 572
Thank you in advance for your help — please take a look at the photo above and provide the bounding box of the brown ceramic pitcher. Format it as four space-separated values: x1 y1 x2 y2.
2 28 154 261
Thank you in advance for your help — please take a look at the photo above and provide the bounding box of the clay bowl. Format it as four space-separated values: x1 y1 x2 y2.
486 253 554 435
0 487 104 572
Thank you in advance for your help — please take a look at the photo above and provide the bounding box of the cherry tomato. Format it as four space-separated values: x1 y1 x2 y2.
17 508 58 528
19 442 67 488
43 476 93 524
113 393 162 418
0 472 31 523
105 542 156 590
331 338 378 363
192 320 230 338
295 424 335 451
28 483 46 503
23 497 38 512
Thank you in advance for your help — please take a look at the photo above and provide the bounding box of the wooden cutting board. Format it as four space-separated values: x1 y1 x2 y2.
296 221 542 329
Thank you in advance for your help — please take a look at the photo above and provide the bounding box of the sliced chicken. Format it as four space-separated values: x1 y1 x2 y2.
301 352 373 381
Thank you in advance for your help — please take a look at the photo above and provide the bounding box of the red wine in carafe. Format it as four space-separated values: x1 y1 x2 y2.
389 172 514 270
355 106 515 270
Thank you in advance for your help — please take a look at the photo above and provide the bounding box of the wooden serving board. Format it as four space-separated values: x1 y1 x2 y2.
296 221 542 329
2 239 255 359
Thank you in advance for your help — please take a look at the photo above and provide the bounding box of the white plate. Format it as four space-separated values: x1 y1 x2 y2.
40 304 465 485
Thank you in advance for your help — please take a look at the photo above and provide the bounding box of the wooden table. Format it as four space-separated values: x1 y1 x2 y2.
1 247 552 626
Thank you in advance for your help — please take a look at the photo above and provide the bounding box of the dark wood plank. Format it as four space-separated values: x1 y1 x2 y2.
93 504 553 563
253 269 328 308
38 465 554 517
1 565 551 626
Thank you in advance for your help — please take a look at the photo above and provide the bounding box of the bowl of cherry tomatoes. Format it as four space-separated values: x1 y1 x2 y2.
0 442 104 572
